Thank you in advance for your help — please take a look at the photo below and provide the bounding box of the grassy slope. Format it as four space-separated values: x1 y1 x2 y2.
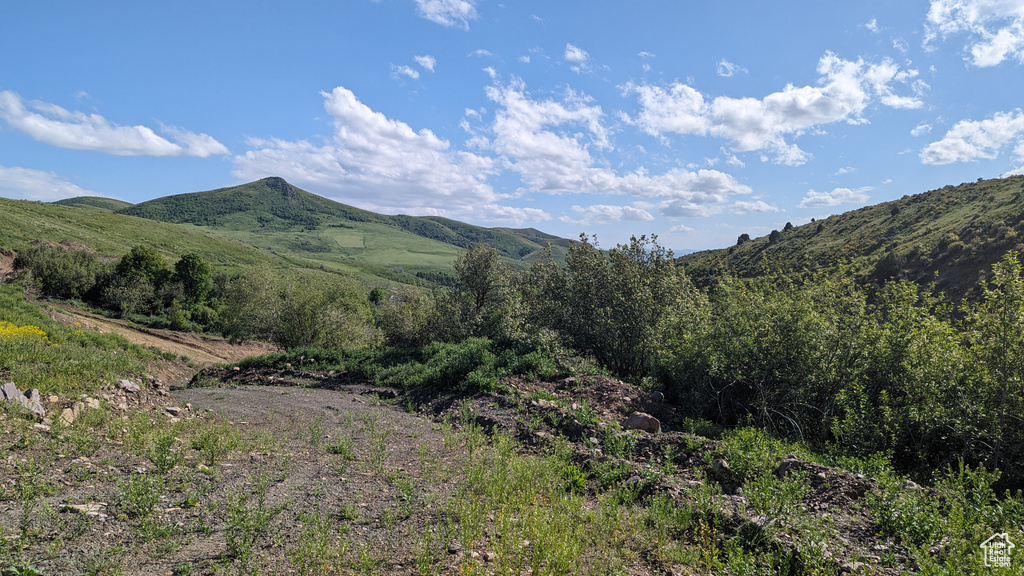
679 175 1024 299
118 177 570 271
0 197 295 272
52 196 135 211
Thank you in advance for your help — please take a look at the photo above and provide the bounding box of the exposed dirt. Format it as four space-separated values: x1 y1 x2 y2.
44 303 276 369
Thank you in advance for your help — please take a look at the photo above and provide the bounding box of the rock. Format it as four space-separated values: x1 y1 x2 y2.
652 391 664 402
483 551 496 562
1 382 46 418
60 408 76 426
447 541 462 554
711 458 731 481
622 412 661 433
840 561 865 573
165 406 182 416
776 456 802 476
901 480 920 490
62 503 106 516
84 397 101 410
117 379 140 393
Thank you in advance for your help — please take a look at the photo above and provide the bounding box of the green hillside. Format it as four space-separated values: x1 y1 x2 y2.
0 197 282 271
120 177 571 267
53 196 135 211
679 175 1024 300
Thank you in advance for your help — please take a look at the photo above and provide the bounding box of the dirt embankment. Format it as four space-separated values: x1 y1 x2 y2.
45 303 276 366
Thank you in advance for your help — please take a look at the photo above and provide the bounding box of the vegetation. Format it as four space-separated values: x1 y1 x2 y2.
5 174 1024 572
682 174 1024 301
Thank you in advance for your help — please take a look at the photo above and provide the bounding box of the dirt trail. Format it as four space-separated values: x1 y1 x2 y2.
45 303 276 365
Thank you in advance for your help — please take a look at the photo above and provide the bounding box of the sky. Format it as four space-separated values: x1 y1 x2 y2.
2 1 1024 251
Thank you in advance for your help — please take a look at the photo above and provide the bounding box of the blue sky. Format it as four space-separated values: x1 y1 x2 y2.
2 1 1024 251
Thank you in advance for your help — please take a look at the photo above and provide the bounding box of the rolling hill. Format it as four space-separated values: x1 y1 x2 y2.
52 196 135 211
118 177 571 264
679 175 1024 300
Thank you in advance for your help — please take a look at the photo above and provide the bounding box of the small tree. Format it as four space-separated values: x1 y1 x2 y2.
173 252 213 306
116 245 171 288
737 233 751 245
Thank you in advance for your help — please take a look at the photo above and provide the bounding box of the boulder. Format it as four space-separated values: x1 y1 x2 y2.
117 379 140 393
622 411 661 434
1 382 46 418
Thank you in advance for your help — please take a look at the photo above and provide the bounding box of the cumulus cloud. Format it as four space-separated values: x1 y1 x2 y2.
732 200 780 214
716 59 746 77
669 224 695 233
0 165 97 201
623 52 922 166
925 0 1024 66
0 90 227 157
233 86 549 224
798 186 872 208
414 55 437 72
414 0 478 29
559 204 655 225
482 78 752 217
920 110 1024 164
865 18 879 33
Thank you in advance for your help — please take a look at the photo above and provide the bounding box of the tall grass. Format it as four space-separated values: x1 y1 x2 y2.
0 284 150 393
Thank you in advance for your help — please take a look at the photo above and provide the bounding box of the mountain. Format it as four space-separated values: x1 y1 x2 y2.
119 177 571 265
678 175 1024 300
52 196 134 211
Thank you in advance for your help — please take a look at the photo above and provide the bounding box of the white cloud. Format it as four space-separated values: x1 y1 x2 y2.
624 52 922 166
732 200 780 214
911 122 933 136
518 55 530 63
925 0 1024 66
798 186 872 207
392 65 420 79
920 110 1024 164
559 204 655 225
469 49 493 57
564 43 590 73
414 55 437 72
0 165 97 201
834 166 856 175
866 18 879 33
233 86 551 224
413 0 478 29
564 43 588 63
0 90 227 157
669 224 695 233
716 59 746 77
482 78 752 215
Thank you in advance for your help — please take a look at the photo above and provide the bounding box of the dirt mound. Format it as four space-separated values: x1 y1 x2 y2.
0 249 14 282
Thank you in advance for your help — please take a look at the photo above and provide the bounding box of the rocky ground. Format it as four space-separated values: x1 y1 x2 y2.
0 360 919 575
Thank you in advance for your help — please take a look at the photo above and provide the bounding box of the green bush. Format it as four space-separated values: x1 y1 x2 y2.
13 243 105 300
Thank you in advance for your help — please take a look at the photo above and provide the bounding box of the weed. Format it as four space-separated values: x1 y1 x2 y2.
325 433 355 459
288 507 349 575
190 416 240 466
119 473 164 520
308 414 325 447
148 422 183 474
224 473 287 570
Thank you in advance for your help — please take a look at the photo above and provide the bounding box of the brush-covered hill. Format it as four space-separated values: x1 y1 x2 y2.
679 175 1024 300
119 177 571 264
52 196 135 211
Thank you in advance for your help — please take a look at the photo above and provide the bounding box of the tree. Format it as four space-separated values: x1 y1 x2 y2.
116 245 171 288
13 243 104 300
737 233 751 245
172 253 213 306
529 234 697 378
769 229 781 243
